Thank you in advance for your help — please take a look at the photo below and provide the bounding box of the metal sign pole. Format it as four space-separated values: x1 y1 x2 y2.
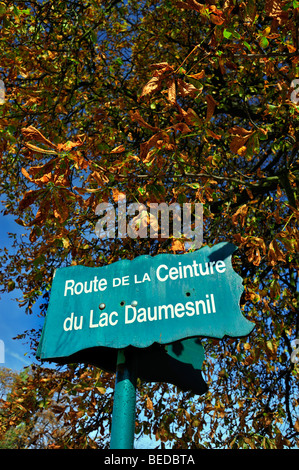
110 348 138 449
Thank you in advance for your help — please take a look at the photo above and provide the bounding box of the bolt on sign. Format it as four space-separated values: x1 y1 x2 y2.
37 242 254 395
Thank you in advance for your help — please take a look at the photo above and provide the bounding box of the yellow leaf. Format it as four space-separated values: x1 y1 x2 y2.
146 397 153 410
188 71 205 79
110 145 126 154
171 239 185 251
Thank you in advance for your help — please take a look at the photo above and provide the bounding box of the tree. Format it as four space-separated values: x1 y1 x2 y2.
0 0 298 448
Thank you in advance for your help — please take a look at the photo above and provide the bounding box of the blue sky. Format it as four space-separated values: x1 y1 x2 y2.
0 210 42 371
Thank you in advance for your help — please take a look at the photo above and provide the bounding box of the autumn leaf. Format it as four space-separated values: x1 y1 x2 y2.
206 129 221 140
53 198 69 224
171 239 185 251
138 76 162 101
130 110 159 132
110 145 126 154
171 122 192 134
228 126 254 154
112 188 126 202
177 78 200 98
187 70 205 79
29 199 49 227
205 94 218 121
57 139 84 152
18 189 44 211
23 142 58 155
21 125 57 150
146 397 154 410
72 152 90 170
140 133 163 160
209 6 225 25
90 170 109 186
176 0 204 13
167 78 176 105
232 204 248 226
268 239 286 266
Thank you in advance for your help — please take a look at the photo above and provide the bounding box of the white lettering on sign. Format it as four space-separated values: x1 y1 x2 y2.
64 276 107 296
62 295 216 332
125 295 216 324
62 259 227 298
156 260 226 282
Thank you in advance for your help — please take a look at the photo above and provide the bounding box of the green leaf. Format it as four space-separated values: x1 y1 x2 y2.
233 31 241 40
260 36 269 48
223 29 232 39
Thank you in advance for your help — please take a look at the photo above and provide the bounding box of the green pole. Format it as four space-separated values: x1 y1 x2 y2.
110 348 138 449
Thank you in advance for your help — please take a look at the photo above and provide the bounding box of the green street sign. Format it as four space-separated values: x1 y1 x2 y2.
37 242 254 395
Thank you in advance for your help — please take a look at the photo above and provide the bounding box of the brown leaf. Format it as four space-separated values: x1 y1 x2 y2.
143 149 156 164
110 145 126 154
228 127 254 154
28 159 57 177
24 142 58 155
268 240 286 266
229 126 253 137
140 133 162 160
177 79 200 98
149 62 174 71
138 76 161 101
57 139 83 152
206 129 221 139
21 126 57 150
30 200 49 227
232 204 248 227
130 110 159 132
19 189 43 211
171 122 192 134
176 0 204 13
206 94 218 121
91 170 109 186
210 13 225 25
72 152 89 170
187 71 205 79
167 78 176 105
53 192 69 224
112 188 126 202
